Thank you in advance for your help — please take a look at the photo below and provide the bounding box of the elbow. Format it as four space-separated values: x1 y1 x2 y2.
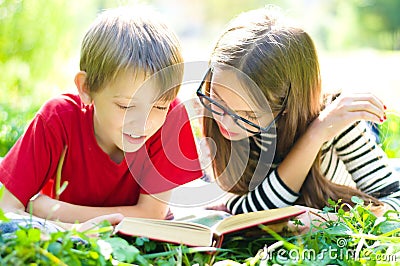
0 187 26 214
128 204 170 220
150 207 170 220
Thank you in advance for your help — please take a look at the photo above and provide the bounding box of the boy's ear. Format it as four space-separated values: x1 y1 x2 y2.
75 71 92 104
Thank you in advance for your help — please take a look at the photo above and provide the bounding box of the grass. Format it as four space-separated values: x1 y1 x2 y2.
1 193 400 265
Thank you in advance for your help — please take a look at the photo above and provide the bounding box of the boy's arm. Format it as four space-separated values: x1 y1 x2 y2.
0 187 124 231
29 190 172 223
0 187 125 227
3 211 123 233
0 186 26 213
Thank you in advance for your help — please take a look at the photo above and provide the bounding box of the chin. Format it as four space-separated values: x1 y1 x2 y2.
221 133 248 141
124 145 144 153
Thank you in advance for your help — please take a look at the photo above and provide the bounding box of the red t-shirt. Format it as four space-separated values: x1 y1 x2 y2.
0 94 203 207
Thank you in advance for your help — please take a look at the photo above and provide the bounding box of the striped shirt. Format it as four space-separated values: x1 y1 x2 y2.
226 121 400 214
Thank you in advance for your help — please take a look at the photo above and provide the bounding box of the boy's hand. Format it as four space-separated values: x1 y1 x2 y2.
72 213 124 232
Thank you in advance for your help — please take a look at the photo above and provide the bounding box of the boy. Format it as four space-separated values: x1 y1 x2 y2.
0 7 203 224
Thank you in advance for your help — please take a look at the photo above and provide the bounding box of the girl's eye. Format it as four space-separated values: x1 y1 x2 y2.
244 114 258 121
236 111 258 120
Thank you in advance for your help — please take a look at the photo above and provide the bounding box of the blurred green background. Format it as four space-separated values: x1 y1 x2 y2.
0 0 399 157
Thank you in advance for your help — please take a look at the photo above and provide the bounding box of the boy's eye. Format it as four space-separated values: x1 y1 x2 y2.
153 105 169 111
117 104 135 110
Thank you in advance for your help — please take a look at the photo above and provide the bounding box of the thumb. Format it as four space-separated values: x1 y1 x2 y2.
100 213 125 225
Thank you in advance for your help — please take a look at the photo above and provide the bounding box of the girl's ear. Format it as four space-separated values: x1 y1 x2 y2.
75 71 92 104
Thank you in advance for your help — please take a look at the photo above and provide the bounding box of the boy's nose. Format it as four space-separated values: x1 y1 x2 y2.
144 120 153 132
124 116 152 134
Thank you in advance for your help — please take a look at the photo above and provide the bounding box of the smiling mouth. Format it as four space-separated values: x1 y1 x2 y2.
128 133 144 139
217 123 239 137
124 133 147 144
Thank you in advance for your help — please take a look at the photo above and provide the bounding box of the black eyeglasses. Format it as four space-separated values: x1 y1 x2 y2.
196 68 290 134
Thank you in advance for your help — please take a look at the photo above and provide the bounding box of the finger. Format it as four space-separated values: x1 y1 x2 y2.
103 213 124 225
345 93 386 111
165 209 174 220
88 213 124 226
348 101 385 120
348 110 384 125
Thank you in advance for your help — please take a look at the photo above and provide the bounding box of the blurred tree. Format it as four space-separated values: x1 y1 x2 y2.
202 0 292 31
0 0 96 156
355 0 400 50
313 0 400 50
0 0 95 98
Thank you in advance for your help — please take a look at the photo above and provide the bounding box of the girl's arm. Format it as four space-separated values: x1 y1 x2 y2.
277 93 385 193
226 93 386 214
29 191 172 223
331 121 400 210
226 168 301 214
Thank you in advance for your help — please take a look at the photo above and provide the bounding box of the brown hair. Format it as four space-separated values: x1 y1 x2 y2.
204 7 382 209
79 6 183 101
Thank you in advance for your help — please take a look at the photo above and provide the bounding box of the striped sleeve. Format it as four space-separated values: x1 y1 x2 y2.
225 168 300 215
332 121 400 210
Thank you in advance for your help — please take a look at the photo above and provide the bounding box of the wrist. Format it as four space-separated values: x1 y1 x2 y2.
305 119 327 146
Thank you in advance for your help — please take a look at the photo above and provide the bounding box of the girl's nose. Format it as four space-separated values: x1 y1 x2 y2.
219 113 237 130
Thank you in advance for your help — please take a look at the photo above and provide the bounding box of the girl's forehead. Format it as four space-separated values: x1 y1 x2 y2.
211 69 267 112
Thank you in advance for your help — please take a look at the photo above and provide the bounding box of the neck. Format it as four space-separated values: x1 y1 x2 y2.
93 123 124 164
109 149 124 164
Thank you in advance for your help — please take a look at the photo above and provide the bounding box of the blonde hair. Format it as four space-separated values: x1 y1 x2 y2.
79 6 183 100
204 7 382 209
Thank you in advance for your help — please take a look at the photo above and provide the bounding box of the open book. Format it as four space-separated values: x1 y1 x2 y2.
114 206 305 247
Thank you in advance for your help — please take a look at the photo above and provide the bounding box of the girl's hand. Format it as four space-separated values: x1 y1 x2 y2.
311 93 386 143
370 203 394 217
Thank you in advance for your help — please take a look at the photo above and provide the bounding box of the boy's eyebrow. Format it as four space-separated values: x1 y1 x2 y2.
113 95 168 105
113 95 132 99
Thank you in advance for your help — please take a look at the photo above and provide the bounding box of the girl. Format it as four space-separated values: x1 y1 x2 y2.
198 7 400 214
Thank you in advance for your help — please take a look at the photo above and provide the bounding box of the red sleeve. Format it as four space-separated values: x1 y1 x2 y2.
131 98 203 194
0 113 63 207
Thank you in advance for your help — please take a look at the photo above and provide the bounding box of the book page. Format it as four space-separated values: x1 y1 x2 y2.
115 217 215 246
214 206 305 235
176 209 231 228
